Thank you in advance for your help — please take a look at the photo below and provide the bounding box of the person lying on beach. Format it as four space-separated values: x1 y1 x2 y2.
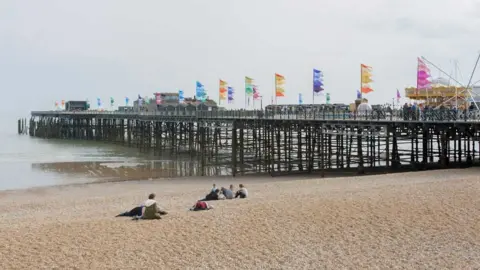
201 189 221 201
235 184 248 199
116 193 167 217
190 200 214 211
221 187 234 199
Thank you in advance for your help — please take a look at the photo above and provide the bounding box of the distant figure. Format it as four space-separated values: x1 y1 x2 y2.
221 187 234 200
118 193 167 219
190 201 214 211
229 184 235 193
202 189 220 201
235 184 248 199
211 184 218 193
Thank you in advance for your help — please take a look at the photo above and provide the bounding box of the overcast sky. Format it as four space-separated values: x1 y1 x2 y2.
1 0 480 115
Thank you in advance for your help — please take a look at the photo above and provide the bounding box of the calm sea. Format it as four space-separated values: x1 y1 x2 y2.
0 116 152 191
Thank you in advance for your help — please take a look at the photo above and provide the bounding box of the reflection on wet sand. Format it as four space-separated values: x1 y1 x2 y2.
31 160 230 182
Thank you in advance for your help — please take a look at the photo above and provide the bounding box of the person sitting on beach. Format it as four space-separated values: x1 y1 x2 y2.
211 184 218 193
235 184 248 199
221 187 234 200
201 189 221 201
117 193 167 218
190 200 214 211
229 184 235 193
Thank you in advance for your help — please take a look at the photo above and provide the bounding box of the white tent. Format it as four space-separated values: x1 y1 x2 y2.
357 103 373 114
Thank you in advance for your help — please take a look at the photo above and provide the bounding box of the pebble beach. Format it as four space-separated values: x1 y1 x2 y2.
0 169 479 269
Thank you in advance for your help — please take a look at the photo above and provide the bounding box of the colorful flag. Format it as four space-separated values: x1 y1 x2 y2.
275 73 285 97
298 93 303 104
253 85 260 100
313 69 324 95
227 87 234 104
125 97 129 106
145 96 150 105
361 64 374 94
178 90 184 103
396 89 401 102
110 97 114 107
196 81 206 101
416 57 431 95
97 98 101 108
245 77 254 96
155 93 162 105
326 93 331 104
356 89 362 99
219 80 228 102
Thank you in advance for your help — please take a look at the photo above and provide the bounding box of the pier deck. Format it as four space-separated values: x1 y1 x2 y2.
24 109 480 177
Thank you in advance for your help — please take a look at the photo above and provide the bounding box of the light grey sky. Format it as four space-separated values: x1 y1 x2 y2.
1 0 479 115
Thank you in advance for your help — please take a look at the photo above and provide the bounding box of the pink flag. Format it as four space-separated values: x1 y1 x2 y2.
416 57 431 94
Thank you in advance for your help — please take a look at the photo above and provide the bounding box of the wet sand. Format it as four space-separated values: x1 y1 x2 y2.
0 169 479 269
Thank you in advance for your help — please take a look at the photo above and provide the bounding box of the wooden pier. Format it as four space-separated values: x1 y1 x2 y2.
23 108 480 177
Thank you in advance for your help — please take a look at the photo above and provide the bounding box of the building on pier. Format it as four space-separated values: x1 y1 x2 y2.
133 92 219 112
65 101 89 111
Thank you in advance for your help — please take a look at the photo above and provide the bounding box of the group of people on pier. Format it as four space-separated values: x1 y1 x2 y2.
402 102 478 121
116 183 248 220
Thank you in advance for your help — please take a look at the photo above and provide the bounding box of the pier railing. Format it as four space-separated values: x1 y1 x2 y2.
31 108 480 122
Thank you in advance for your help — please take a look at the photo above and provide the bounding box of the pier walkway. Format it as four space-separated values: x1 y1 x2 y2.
24 108 480 177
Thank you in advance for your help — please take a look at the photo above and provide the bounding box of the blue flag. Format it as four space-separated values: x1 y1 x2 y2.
178 90 184 103
196 81 206 101
313 69 324 95
298 93 303 104
356 89 362 99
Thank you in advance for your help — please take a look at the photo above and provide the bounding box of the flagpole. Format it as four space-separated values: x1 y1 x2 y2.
360 64 363 100
274 74 277 105
312 70 315 105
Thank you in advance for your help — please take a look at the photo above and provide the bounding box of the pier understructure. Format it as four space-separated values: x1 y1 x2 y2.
26 110 480 177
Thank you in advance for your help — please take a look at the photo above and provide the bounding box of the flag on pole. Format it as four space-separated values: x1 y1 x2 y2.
110 97 114 107
361 64 374 94
416 57 431 95
313 69 324 95
155 93 162 105
125 97 129 106
326 93 331 104
178 90 184 103
298 93 303 104
219 80 228 102
245 77 254 96
275 73 285 97
356 89 362 99
97 98 101 108
253 85 260 100
196 81 206 102
227 87 234 104
396 89 401 102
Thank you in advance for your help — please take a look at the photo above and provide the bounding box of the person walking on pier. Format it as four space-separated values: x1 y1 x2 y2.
235 184 248 199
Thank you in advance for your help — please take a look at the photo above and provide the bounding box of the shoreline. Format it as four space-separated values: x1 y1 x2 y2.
0 168 478 269
1 165 463 193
